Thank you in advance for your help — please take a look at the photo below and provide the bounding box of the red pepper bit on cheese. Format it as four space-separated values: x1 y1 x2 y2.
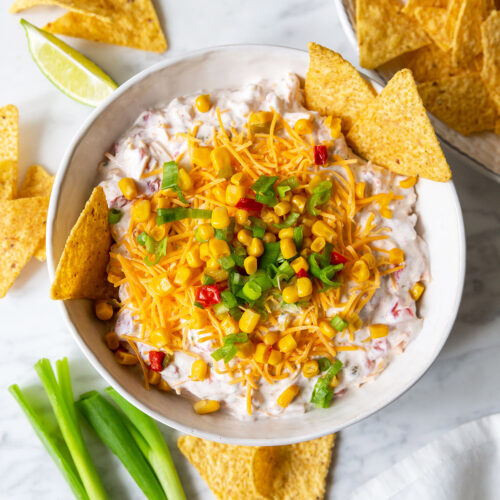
314 145 328 165
235 197 264 213
331 251 348 265
195 284 222 308
149 351 166 372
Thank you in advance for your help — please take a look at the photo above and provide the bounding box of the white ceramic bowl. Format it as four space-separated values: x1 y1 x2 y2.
47 45 465 445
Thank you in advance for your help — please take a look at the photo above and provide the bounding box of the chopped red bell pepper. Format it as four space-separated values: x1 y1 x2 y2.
195 284 222 308
149 351 166 372
314 145 328 165
236 197 264 213
331 251 348 265
296 268 309 278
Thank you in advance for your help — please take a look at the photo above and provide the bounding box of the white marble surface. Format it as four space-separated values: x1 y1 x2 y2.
1 1 499 499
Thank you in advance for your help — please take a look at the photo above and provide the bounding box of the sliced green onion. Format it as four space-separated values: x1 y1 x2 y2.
161 161 187 203
229 307 243 321
221 290 238 309
137 231 147 246
310 360 343 408
276 177 299 199
306 180 332 215
259 241 281 270
271 261 295 288
108 208 122 224
308 253 343 288
293 226 303 250
214 218 235 242
251 175 278 207
250 270 273 291
201 275 215 286
224 332 248 344
211 344 238 363
231 246 247 267
156 208 212 224
274 212 300 229
330 314 348 332
219 255 236 271
256 191 278 206
317 357 332 372
229 271 246 295
194 227 208 243
213 302 229 317
242 280 262 301
193 301 205 309
137 232 167 267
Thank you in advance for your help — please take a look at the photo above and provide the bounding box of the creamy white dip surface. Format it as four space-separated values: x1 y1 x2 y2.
99 74 429 420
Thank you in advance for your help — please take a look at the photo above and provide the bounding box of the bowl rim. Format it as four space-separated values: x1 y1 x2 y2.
47 43 466 445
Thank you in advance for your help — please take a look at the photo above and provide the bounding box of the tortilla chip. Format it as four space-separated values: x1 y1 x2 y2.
443 0 463 47
51 186 114 300
305 43 376 131
357 0 430 69
0 105 18 162
413 7 451 51
480 11 500 111
451 0 492 67
347 69 451 182
0 160 17 201
44 0 167 53
418 74 498 135
18 165 55 261
9 0 113 20
178 435 335 500
402 0 449 15
0 196 49 298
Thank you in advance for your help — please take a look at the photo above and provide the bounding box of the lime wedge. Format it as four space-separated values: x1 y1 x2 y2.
21 19 118 107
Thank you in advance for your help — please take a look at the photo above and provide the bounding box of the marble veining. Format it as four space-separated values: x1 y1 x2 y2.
1 1 499 498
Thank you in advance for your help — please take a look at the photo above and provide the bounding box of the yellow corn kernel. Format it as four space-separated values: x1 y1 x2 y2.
199 242 211 262
191 359 208 381
248 238 264 257
115 350 138 365
274 201 292 216
389 248 405 265
254 343 270 363
178 168 193 191
191 309 207 329
410 281 425 301
244 256 258 275
211 206 230 229
131 199 151 223
319 320 336 339
282 285 299 304
291 256 309 273
291 194 307 213
95 300 113 321
277 385 299 408
105 331 120 351
399 176 418 189
280 238 297 260
150 273 174 297
235 209 249 225
263 332 279 345
174 267 192 286
302 360 319 378
325 115 342 138
370 324 389 339
236 229 252 246
294 118 313 135
361 253 376 269
191 146 212 168
212 184 226 203
150 327 169 348
239 309 261 333
206 258 220 271
301 247 311 259
248 111 273 134
303 236 313 248
311 236 326 253
381 207 393 219
197 223 215 241
267 350 282 366
186 247 203 268
194 399 220 414
148 370 161 385
118 177 137 200
261 208 280 226
226 184 246 206
330 375 339 388
231 172 246 185
307 174 323 194
237 341 255 359
150 225 166 241
262 232 277 243
205 269 229 282
355 182 366 199
208 238 230 259
296 277 312 298
312 220 331 240
278 227 294 240
158 379 171 392
221 314 239 335
152 195 170 211
195 94 211 113
352 260 370 282
280 190 293 202
211 147 232 179
279 334 297 355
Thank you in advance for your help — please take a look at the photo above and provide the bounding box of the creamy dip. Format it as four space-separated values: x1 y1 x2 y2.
98 74 429 420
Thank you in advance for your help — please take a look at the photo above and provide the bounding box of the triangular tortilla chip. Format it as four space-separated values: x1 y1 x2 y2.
0 105 18 200
44 0 167 53
418 74 497 135
18 165 55 262
51 186 114 300
443 0 463 48
9 0 113 20
480 11 500 111
413 7 451 51
347 69 451 182
0 160 17 201
357 0 430 69
0 196 49 298
305 43 376 131
402 0 449 16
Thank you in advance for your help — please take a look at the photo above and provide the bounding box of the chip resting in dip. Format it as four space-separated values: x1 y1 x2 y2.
52 44 451 420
